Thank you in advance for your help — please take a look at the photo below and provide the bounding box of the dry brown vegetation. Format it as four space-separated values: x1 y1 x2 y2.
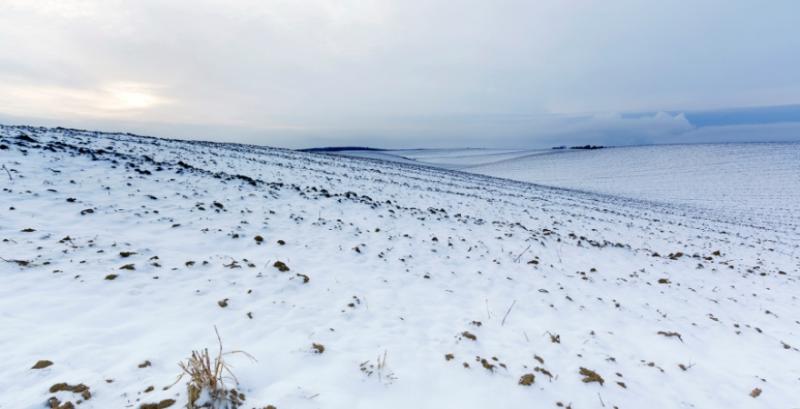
139 399 176 409
171 327 254 408
32 359 53 369
657 331 683 342
518 373 535 386
579 367 604 385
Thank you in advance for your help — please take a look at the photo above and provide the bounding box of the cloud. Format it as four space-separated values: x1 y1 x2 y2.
0 1 799 147
662 122 800 145
0 81 171 119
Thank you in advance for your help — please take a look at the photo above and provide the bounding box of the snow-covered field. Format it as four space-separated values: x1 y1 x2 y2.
465 144 800 233
336 148 544 170
340 144 800 233
1 126 799 409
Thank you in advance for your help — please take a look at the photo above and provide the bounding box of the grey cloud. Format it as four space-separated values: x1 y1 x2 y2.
1 0 799 147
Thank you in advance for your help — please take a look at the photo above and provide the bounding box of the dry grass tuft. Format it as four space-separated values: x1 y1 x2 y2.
359 350 397 385
461 331 477 341
534 366 553 380
140 399 176 409
579 367 604 385
0 256 31 267
170 327 255 408
657 331 683 342
49 382 91 401
518 373 535 386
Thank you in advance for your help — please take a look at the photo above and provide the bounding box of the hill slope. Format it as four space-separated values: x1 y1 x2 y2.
464 143 800 232
333 143 800 233
1 126 798 408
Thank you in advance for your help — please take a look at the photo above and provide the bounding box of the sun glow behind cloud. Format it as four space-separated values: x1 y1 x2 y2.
101 83 168 111
0 81 169 119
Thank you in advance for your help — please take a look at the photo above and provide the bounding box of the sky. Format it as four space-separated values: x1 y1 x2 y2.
1 0 799 149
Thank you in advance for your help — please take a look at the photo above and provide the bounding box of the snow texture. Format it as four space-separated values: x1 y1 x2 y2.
1 125 798 408
340 144 800 233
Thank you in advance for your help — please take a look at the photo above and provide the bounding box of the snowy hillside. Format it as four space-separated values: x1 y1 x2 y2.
1 125 799 409
334 148 546 169
338 144 800 233
464 144 800 233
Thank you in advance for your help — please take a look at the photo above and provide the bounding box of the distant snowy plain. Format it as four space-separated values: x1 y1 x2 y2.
1 126 799 408
339 143 800 232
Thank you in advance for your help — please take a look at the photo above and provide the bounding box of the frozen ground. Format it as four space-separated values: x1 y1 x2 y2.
340 144 800 233
465 144 800 233
336 148 544 169
1 126 799 408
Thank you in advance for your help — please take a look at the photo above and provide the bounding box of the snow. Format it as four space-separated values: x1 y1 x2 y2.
338 144 800 233
334 148 546 170
366 144 800 233
1 126 799 408
468 144 800 232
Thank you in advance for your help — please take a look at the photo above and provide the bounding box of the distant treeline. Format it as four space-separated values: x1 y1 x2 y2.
552 145 606 150
299 146 387 152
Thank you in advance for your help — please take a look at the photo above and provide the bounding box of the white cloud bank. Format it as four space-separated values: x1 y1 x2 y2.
1 0 799 147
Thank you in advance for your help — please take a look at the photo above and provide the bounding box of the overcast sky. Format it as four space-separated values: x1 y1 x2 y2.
1 0 799 148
